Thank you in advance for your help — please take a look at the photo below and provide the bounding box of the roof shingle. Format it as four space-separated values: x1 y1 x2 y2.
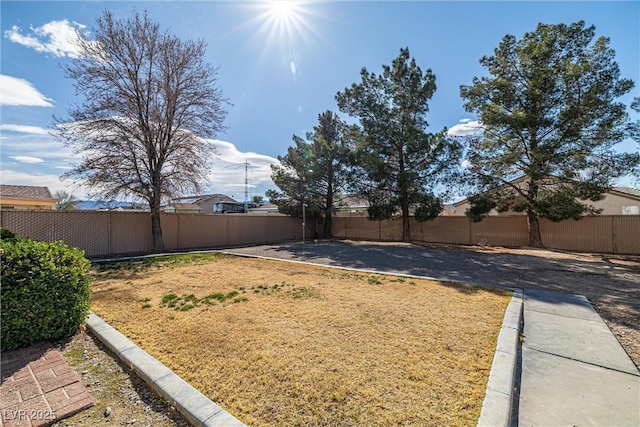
0 185 54 200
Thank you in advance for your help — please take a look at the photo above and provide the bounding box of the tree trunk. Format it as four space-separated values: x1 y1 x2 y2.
323 208 332 239
150 196 165 252
401 205 410 242
526 209 543 248
323 181 333 239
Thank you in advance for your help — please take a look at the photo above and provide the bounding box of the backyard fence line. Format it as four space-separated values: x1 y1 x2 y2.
0 210 311 258
331 215 640 255
1 210 638 256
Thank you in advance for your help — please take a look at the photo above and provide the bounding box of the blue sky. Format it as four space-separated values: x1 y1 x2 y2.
1 1 638 201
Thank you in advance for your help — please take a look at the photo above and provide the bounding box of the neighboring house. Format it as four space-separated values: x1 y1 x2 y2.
246 203 280 214
0 185 56 210
171 194 238 214
452 183 640 216
163 203 202 214
603 187 640 215
335 194 460 216
74 200 149 211
335 194 369 214
439 204 457 216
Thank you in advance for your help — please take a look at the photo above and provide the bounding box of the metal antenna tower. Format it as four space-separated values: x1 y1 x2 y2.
225 156 256 203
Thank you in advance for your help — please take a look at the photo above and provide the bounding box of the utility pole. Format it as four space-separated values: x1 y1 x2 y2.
302 201 306 244
224 156 256 212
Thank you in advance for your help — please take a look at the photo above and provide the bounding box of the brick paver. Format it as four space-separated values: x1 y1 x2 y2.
0 342 93 427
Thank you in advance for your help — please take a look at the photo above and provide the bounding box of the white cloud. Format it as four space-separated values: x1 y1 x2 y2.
1 135 278 202
10 156 45 164
0 131 72 160
0 124 49 135
0 75 53 107
206 139 278 200
4 20 86 58
447 119 483 137
0 169 88 198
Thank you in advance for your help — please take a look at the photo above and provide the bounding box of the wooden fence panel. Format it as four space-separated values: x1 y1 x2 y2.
108 212 153 256
266 216 303 244
174 214 223 249
379 219 403 241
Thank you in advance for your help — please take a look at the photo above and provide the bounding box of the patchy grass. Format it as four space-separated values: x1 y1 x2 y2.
90 255 510 426
94 252 222 277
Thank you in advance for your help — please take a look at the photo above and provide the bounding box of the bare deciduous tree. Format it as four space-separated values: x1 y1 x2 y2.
54 10 228 251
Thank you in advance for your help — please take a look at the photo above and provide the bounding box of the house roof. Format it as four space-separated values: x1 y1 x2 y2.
453 181 640 206
0 185 54 200
611 187 640 201
336 194 369 209
172 193 238 204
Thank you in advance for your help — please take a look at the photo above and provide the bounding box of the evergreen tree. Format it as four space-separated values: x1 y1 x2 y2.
269 111 353 238
336 48 461 241
460 21 637 247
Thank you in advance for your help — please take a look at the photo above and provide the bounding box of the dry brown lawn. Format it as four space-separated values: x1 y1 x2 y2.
90 254 511 426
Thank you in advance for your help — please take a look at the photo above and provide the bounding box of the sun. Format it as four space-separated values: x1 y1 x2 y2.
268 1 298 23
242 0 323 81
261 0 306 44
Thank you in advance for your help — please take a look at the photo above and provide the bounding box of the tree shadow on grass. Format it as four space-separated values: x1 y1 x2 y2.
242 240 639 330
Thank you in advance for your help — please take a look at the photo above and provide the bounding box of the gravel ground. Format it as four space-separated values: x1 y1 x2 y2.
223 239 640 369
52 328 190 427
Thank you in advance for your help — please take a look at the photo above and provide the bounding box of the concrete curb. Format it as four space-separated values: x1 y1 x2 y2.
477 289 523 427
85 313 245 427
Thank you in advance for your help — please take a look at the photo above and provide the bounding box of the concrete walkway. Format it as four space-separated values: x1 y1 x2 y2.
518 290 639 426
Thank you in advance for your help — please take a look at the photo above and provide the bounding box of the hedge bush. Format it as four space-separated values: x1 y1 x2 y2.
1 227 16 241
1 236 92 351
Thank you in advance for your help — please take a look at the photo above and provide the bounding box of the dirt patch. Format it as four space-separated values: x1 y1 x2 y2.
51 328 190 427
90 254 510 426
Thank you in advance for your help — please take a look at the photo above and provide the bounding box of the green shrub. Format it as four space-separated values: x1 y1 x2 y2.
1 237 92 351
1 227 16 241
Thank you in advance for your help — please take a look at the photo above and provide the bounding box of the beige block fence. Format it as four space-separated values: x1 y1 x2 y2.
1 210 638 257
0 211 309 258
330 214 639 255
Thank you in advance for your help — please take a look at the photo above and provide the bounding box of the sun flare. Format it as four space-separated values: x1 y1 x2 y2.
243 0 324 81
268 1 297 22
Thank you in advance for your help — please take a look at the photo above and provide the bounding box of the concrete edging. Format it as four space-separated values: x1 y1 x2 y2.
477 289 523 427
85 313 245 427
